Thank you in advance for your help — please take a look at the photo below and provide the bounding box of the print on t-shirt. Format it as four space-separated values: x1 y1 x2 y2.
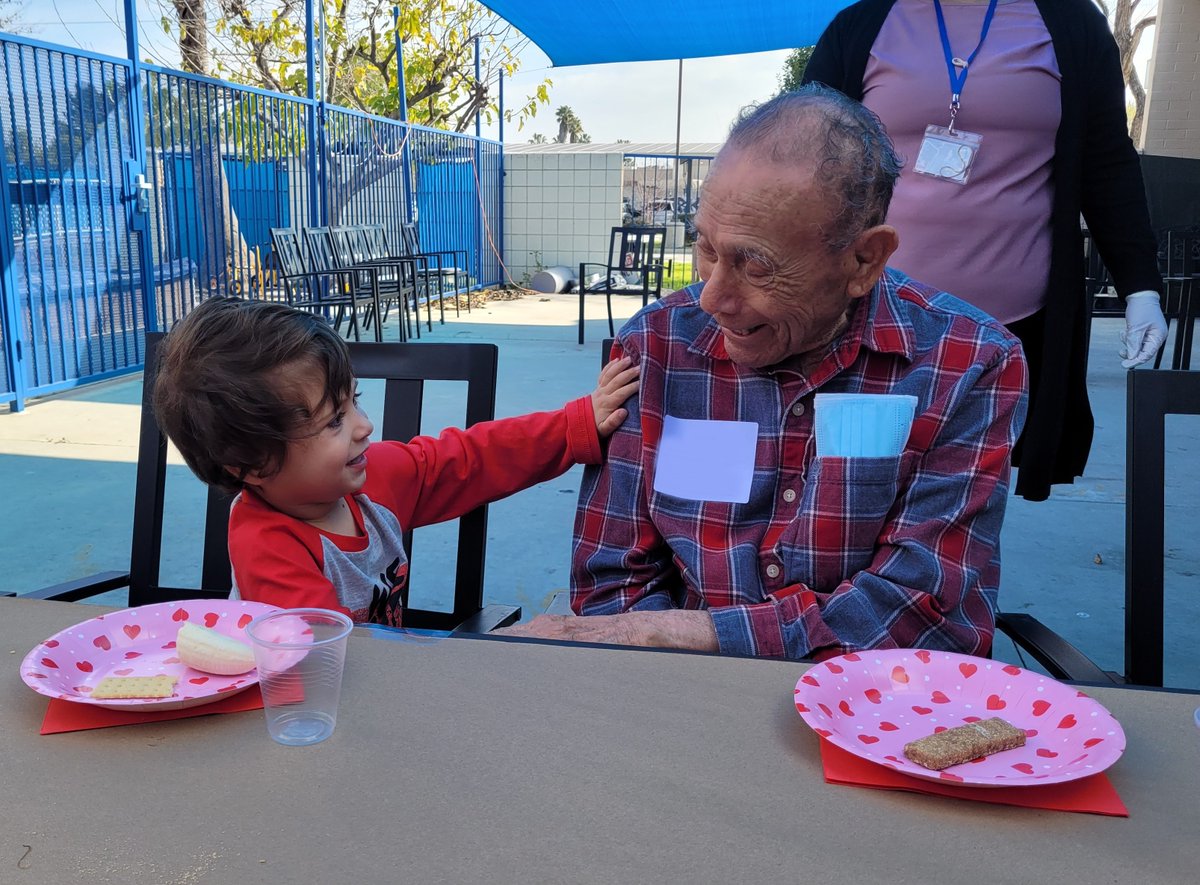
366 557 407 627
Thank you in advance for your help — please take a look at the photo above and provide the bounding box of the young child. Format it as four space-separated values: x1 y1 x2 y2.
152 297 639 626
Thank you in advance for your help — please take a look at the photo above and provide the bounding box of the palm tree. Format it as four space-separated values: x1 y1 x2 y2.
554 106 590 144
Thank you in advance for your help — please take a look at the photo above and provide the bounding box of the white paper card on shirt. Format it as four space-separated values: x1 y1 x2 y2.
653 415 759 503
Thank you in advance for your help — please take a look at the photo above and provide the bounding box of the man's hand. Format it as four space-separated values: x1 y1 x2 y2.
1120 291 1168 368
493 610 719 652
590 356 640 437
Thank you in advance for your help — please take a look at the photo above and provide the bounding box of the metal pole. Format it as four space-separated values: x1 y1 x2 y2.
123 0 158 333
0 46 27 408
498 69 505 144
672 59 684 258
474 37 482 139
498 70 505 283
305 0 321 228
473 37 482 285
317 0 329 226
394 6 414 225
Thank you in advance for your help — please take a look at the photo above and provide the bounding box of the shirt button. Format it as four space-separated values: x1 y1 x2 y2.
791 402 805 417
782 488 797 503
766 564 781 579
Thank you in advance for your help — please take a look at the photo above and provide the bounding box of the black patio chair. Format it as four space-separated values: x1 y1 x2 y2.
1084 230 1121 320
402 222 471 317
303 227 385 342
577 226 671 345
358 224 439 334
269 227 375 342
1156 228 1198 371
21 333 521 634
329 225 418 341
1120 368 1200 686
998 368 1200 687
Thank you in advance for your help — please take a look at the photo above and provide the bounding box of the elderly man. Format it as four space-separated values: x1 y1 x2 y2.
501 85 1027 660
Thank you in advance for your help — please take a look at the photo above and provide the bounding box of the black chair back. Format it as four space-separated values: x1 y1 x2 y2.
129 333 237 605
304 227 340 273
1124 369 1200 686
609 226 666 277
1158 229 1198 370
269 228 307 280
27 334 518 631
345 341 503 630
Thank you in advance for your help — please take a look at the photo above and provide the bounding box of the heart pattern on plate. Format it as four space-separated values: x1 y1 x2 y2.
794 649 1125 787
20 599 280 712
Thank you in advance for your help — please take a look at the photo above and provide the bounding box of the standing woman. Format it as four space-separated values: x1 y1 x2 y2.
804 0 1166 501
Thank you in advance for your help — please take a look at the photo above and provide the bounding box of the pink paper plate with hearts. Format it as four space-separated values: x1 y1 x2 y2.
20 599 280 712
794 649 1125 787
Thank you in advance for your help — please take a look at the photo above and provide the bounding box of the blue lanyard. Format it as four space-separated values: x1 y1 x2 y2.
933 0 999 130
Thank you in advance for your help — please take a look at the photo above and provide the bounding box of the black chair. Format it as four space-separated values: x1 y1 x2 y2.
1001 369 1200 687
22 333 520 634
359 224 439 334
1156 229 1198 371
269 227 376 342
1121 369 1200 686
578 226 671 345
600 337 615 370
1084 229 1121 319
303 227 385 342
401 222 471 317
329 225 418 341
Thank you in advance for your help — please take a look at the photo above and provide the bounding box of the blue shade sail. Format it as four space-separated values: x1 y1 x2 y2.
477 0 853 66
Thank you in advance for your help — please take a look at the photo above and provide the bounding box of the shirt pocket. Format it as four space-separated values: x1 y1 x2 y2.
777 455 902 592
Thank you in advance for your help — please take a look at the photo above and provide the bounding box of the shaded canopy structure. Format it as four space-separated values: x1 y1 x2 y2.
477 0 852 66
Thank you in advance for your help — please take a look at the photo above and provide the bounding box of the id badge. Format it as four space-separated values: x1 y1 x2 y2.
913 125 982 185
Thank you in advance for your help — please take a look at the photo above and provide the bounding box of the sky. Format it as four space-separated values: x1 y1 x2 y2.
16 0 1152 146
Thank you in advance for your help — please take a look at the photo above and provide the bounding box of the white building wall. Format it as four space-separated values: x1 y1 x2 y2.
1142 0 1200 159
503 152 623 286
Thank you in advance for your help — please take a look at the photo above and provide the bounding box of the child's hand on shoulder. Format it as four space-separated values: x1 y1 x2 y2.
591 356 640 438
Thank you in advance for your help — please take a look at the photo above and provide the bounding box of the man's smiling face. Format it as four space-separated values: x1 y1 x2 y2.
692 148 866 369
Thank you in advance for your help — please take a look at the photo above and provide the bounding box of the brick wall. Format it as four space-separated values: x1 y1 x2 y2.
1141 0 1200 159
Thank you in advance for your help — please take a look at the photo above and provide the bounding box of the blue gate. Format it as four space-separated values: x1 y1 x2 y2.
0 37 147 407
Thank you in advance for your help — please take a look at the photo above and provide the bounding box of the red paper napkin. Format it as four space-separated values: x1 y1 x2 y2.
819 739 1128 817
41 686 264 735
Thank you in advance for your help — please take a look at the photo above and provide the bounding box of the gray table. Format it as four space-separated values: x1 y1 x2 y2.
3 597 1199 884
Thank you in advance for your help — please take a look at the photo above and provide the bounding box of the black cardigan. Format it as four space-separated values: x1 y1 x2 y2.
803 0 1162 501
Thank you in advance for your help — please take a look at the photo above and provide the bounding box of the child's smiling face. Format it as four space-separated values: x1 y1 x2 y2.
239 365 374 524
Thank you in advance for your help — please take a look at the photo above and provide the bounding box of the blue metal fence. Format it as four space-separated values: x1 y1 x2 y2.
0 37 147 406
0 33 504 411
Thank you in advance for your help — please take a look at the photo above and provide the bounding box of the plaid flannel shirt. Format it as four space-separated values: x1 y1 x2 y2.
571 269 1028 660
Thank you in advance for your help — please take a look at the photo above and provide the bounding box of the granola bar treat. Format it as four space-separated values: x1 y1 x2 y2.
91 674 178 699
903 717 1027 770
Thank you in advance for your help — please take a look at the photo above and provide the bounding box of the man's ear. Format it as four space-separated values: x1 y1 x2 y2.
845 224 899 299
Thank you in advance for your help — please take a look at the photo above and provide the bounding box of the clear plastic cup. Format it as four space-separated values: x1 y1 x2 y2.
246 608 354 747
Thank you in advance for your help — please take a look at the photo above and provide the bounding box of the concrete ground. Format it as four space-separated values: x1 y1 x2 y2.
2 291 1196 688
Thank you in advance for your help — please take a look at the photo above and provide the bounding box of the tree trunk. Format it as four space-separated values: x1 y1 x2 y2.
172 0 257 291
1107 0 1156 147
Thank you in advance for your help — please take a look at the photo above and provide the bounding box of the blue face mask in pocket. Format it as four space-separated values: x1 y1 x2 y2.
814 394 918 458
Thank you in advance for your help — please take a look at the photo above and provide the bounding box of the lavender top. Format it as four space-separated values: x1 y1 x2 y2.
863 0 1060 323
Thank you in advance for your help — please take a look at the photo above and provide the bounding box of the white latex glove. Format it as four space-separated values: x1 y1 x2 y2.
1119 291 1167 369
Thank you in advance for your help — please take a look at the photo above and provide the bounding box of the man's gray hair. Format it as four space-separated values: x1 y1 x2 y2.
720 84 902 251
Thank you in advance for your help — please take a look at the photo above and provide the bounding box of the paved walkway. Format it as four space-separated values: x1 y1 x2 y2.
2 291 1196 687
